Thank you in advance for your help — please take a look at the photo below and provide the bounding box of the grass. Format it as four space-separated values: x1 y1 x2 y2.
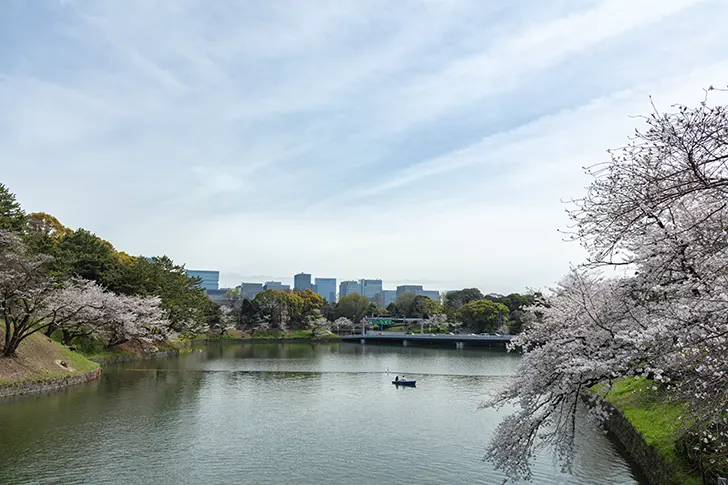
249 329 341 340
0 329 99 387
601 377 701 485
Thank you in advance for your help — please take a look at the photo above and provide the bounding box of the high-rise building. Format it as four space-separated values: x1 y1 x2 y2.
381 290 397 307
421 290 441 302
396 285 423 296
187 270 220 291
241 282 263 299
395 285 440 302
294 272 312 291
358 279 383 302
263 281 290 291
314 278 337 303
206 288 228 301
339 280 358 298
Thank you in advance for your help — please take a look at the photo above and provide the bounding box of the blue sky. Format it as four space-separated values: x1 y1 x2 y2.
2 0 728 292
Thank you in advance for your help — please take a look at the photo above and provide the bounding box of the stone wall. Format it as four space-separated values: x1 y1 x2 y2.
600 398 681 485
0 368 102 398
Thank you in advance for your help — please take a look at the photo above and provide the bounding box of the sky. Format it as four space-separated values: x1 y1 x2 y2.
2 0 728 293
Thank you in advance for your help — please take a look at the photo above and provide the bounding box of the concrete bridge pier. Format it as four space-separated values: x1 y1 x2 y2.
402 340 409 347
360 339 366 344
456 341 464 349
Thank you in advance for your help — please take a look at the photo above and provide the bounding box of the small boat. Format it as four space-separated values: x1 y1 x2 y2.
392 380 416 387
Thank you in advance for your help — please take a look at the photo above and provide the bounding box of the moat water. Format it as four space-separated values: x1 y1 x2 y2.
0 343 647 484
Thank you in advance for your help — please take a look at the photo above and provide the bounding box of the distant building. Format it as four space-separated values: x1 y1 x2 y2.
206 288 228 302
314 278 337 303
263 281 290 291
339 280 359 298
241 282 263 299
294 272 312 291
358 279 383 302
395 285 440 302
381 290 397 307
421 290 441 302
187 270 220 291
396 285 423 296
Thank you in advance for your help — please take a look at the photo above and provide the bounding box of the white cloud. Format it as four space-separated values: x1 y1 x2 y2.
1 0 726 293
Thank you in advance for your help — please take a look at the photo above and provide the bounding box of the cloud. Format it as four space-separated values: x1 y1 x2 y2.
1 0 726 293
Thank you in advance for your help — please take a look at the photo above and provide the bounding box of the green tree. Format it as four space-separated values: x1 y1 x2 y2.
55 228 116 283
336 293 370 323
254 289 304 329
22 212 71 256
393 291 417 317
295 289 325 318
444 288 484 317
456 299 509 333
0 183 26 233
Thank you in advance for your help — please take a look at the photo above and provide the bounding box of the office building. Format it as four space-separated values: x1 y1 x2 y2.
206 288 228 302
314 278 337 303
339 280 358 298
381 290 397 307
395 284 440 302
241 282 263 299
421 290 441 302
396 285 423 296
263 281 290 291
294 272 312 292
358 279 383 302
187 270 220 291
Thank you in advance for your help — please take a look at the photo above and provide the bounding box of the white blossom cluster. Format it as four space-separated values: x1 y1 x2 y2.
483 93 728 480
1 230 170 356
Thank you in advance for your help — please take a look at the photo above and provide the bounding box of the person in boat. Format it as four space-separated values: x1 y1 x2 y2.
395 376 400 382
401 376 406 381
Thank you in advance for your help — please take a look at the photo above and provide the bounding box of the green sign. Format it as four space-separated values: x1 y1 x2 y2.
370 318 393 325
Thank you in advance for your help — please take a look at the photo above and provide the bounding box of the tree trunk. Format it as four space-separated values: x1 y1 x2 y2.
45 323 58 338
2 335 21 357
2 326 10 356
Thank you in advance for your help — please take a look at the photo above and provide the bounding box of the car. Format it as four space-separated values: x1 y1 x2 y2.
430 334 437 336
377 332 384 335
479 333 488 336
447 332 455 335
494 332 502 336
405 332 412 335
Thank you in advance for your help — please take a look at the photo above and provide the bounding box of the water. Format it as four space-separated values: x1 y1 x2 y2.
0 343 646 484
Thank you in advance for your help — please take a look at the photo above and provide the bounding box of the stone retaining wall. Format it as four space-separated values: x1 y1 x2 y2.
600 397 681 485
0 368 103 398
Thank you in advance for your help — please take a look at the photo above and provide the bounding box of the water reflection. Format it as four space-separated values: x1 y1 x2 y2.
0 343 646 485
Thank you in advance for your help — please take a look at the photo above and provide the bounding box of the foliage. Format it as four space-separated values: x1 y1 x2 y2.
0 230 169 356
22 212 71 256
455 299 508 333
254 289 304 329
296 289 325 316
443 288 484 313
55 228 116 283
335 293 370 323
0 183 26 233
484 91 728 481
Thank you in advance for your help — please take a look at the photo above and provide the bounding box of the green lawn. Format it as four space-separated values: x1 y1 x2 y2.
602 378 701 485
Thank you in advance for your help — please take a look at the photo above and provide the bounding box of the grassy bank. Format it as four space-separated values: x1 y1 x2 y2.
0 330 99 387
603 378 701 485
244 329 342 340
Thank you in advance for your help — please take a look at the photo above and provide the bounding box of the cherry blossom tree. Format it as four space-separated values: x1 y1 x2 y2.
334 316 353 333
1 230 169 356
483 90 728 480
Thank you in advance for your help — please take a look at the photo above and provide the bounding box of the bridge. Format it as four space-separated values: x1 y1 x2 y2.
341 331 513 349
